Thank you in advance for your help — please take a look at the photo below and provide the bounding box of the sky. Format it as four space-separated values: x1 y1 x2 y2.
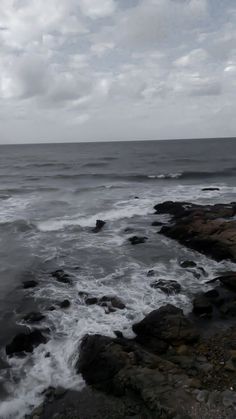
0 0 236 144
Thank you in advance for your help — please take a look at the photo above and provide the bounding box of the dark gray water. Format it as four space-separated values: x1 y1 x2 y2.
0 138 235 418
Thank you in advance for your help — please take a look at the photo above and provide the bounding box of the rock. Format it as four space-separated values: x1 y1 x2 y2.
133 304 199 349
150 279 181 295
218 272 236 291
157 201 236 262
196 390 209 403
222 390 236 408
6 330 47 356
220 301 236 316
85 297 98 305
202 187 220 191
92 220 106 233
59 300 70 309
123 227 134 234
151 221 164 227
128 236 148 245
192 296 213 316
114 331 124 338
23 280 38 289
23 312 45 323
51 269 71 284
99 296 126 310
180 261 197 269
204 289 219 299
176 345 189 356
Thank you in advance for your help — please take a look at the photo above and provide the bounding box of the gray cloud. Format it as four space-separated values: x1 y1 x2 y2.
0 0 235 143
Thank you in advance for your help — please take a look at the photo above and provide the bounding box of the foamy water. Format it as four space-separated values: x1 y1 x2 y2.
0 139 236 418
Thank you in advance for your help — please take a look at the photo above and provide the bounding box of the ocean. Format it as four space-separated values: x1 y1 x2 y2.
0 138 235 418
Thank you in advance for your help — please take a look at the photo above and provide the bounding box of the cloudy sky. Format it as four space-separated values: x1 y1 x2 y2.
0 0 235 143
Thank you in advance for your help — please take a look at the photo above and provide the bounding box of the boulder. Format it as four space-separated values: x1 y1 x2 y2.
218 272 236 292
23 280 38 289
6 330 47 356
92 220 106 233
193 296 213 316
128 236 148 245
85 297 98 306
23 312 45 323
151 221 164 227
51 269 71 284
150 279 181 295
133 304 199 348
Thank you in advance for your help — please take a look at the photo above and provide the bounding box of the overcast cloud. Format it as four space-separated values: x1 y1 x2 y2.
0 0 235 143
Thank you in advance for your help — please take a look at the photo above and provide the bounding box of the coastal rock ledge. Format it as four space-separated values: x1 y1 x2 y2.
154 201 236 261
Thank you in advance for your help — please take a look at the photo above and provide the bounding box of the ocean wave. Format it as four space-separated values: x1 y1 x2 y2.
0 219 36 233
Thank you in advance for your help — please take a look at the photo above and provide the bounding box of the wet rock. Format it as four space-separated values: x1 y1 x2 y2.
192 296 213 316
99 296 125 310
202 187 220 191
23 312 45 323
51 269 71 284
6 330 47 356
59 300 70 309
114 331 124 339
218 272 236 292
128 236 148 245
85 297 98 306
204 289 220 299
23 280 38 289
92 219 106 233
151 221 164 227
195 389 209 403
157 201 236 262
123 227 134 234
133 304 199 349
150 279 181 295
180 261 197 269
220 301 236 316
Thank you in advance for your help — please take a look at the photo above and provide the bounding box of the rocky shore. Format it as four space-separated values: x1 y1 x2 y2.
6 201 236 418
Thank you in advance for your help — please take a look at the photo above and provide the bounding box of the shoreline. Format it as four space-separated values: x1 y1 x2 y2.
24 200 236 419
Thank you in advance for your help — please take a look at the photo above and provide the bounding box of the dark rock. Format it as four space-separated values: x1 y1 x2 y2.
59 300 70 309
218 272 236 292
150 279 181 295
220 302 236 316
133 304 199 348
157 201 236 262
77 334 126 388
180 260 197 269
123 227 134 234
128 236 148 245
51 269 71 284
22 280 38 289
23 312 45 323
192 296 213 316
114 331 124 339
202 188 220 191
99 296 125 310
85 297 98 305
92 220 106 233
6 330 47 356
78 291 89 299
204 289 220 299
151 221 164 227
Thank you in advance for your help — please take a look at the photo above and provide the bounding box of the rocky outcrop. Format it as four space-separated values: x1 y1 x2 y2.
6 330 47 356
154 201 236 261
150 279 181 295
51 269 72 284
92 220 106 233
22 280 38 289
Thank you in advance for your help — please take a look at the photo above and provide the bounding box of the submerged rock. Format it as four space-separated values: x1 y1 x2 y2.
202 187 220 191
150 279 181 295
128 236 148 245
85 295 125 311
22 280 38 289
92 220 106 233
6 330 47 356
151 221 164 226
51 269 72 284
23 312 45 323
180 260 197 269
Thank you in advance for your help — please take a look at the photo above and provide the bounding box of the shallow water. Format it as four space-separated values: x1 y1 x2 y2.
0 138 235 418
